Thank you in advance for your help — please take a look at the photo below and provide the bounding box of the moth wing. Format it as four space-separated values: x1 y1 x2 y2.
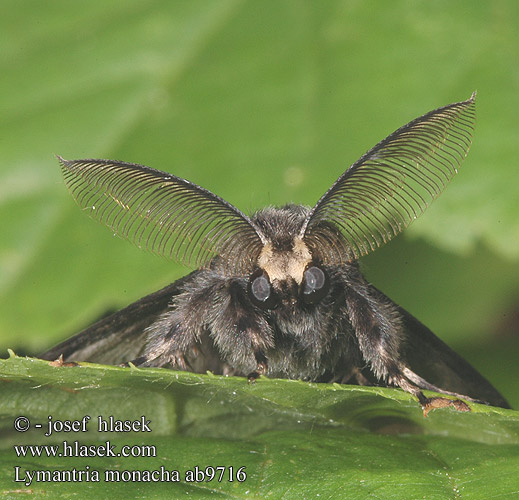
40 274 193 365
395 303 509 408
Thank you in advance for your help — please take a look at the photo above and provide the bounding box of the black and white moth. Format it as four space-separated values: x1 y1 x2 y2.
42 93 509 410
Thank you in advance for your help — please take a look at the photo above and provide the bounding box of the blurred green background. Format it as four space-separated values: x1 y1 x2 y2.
1 1 518 405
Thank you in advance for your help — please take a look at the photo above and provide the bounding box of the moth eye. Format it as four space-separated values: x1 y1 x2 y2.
302 266 329 304
251 275 270 301
248 270 278 310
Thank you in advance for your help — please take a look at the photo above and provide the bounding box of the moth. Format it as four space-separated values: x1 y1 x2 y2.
42 93 509 410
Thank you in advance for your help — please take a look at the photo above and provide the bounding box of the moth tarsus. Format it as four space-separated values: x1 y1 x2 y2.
48 354 79 368
418 395 472 418
42 93 510 412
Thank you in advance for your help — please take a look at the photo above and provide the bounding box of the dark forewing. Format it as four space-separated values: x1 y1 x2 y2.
58 157 264 274
302 94 476 262
40 275 193 365
395 303 509 408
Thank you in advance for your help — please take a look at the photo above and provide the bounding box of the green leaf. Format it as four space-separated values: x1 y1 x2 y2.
1 2 519 497
1 357 519 499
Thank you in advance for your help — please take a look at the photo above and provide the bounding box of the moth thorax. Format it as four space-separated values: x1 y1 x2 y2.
257 237 312 285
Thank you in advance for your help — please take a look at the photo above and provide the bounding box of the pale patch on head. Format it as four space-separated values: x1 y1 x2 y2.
258 237 312 285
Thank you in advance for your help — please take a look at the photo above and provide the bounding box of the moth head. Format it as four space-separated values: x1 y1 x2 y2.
247 244 330 310
246 206 332 310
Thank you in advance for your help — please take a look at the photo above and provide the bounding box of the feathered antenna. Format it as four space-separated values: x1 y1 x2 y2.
301 93 476 263
58 157 265 274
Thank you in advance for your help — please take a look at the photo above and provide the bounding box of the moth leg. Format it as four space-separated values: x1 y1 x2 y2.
350 367 371 386
399 366 479 415
48 354 79 368
328 367 372 385
247 351 268 383
134 274 227 370
210 280 274 380
122 275 274 378
124 349 189 370
118 336 185 369
344 286 403 384
388 369 471 415
420 396 471 417
345 286 471 415
401 365 484 404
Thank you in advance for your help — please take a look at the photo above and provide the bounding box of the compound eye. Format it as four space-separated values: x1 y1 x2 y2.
251 274 270 302
248 270 278 309
302 266 328 304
